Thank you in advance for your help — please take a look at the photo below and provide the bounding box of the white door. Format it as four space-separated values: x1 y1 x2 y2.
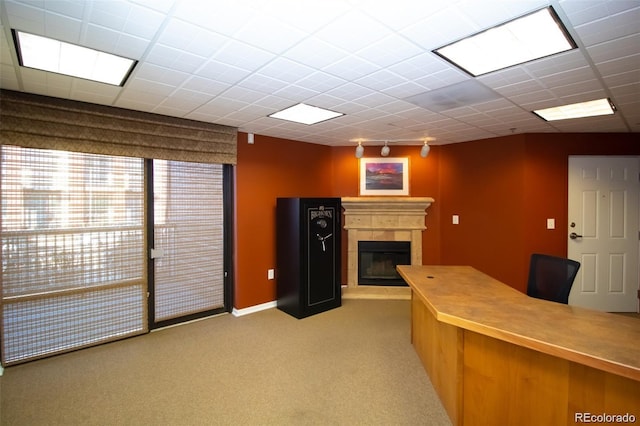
568 156 639 312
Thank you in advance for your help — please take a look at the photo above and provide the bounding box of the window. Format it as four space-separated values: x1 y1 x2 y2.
1 146 145 365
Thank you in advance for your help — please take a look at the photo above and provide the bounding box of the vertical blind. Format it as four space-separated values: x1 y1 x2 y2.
153 160 225 322
1 146 146 365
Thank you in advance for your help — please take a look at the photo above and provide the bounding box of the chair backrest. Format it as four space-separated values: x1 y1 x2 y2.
527 253 581 304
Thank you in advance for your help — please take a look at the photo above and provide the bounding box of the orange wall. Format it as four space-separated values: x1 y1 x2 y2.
439 133 640 292
438 135 527 289
235 131 639 308
235 133 333 309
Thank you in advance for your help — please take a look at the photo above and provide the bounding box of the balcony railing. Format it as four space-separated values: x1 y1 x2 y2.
1 225 151 299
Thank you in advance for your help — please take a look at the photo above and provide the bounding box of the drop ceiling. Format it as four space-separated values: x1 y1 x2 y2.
1 0 638 146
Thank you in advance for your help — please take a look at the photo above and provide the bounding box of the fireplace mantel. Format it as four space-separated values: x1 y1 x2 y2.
342 197 434 287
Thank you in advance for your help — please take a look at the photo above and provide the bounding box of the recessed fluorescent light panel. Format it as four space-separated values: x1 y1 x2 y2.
268 103 344 125
533 98 616 121
13 30 136 86
433 7 576 76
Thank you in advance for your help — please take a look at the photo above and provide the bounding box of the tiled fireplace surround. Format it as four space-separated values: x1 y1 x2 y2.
342 197 434 287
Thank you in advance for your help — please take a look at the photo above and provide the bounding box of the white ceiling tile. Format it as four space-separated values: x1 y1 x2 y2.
213 40 275 72
294 71 347 93
85 24 150 58
43 1 85 20
156 88 213 111
4 0 45 33
272 84 320 102
413 69 467 91
43 11 82 42
172 1 254 36
603 69 640 88
258 58 315 83
196 59 251 85
233 15 306 54
125 78 175 98
594 53 640 79
70 88 120 106
380 81 433 99
252 0 349 33
218 86 268 104
236 73 290 95
573 6 640 46
122 4 165 40
88 1 130 32
561 0 639 26
587 33 640 64
355 0 450 31
182 76 228 97
400 7 477 51
354 69 408 91
146 45 207 73
283 36 349 69
523 51 591 78
252 94 304 112
355 34 423 68
387 52 449 81
323 82 375 102
550 79 603 98
130 0 176 14
314 9 392 52
158 19 228 58
322 55 380 81
537 67 598 89
491 79 545 98
134 63 190 87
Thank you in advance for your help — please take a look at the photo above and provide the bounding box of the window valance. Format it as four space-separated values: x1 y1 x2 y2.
0 89 237 164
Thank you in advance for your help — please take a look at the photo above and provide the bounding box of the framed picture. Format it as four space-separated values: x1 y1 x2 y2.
359 157 409 196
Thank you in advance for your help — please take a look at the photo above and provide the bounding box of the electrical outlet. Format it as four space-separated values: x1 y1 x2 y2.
452 215 459 225
268 269 275 280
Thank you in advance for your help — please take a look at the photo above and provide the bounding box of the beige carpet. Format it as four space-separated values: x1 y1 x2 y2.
0 299 450 425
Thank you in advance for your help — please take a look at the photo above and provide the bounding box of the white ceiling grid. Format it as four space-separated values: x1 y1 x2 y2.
0 0 638 146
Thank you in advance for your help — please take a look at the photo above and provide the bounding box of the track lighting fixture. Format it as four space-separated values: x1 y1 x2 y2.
381 141 390 157
352 138 435 158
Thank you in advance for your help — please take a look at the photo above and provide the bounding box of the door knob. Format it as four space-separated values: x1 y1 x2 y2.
569 232 583 240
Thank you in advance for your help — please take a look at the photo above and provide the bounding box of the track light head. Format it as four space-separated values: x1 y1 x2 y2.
381 141 390 157
420 141 430 158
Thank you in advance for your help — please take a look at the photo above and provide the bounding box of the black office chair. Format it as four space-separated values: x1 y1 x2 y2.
527 253 581 304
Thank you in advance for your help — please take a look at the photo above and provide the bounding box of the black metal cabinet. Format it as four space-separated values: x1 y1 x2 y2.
276 197 341 319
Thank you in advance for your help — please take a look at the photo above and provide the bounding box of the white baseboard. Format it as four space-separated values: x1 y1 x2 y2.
0 364 3 376
232 300 277 317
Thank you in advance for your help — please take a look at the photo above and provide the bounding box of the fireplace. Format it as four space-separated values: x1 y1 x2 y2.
342 197 434 287
358 241 410 286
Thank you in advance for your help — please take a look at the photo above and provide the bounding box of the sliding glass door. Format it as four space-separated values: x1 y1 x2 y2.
1 148 231 365
150 160 226 327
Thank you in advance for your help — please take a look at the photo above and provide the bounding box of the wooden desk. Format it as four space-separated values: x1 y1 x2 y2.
397 265 640 426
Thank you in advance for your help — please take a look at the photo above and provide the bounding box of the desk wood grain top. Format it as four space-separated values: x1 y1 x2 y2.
397 265 640 382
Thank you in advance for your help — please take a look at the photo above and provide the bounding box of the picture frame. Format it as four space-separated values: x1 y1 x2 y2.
359 157 409 196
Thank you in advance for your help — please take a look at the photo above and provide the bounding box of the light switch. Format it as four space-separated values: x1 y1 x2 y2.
452 215 459 225
268 269 275 280
547 218 555 229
